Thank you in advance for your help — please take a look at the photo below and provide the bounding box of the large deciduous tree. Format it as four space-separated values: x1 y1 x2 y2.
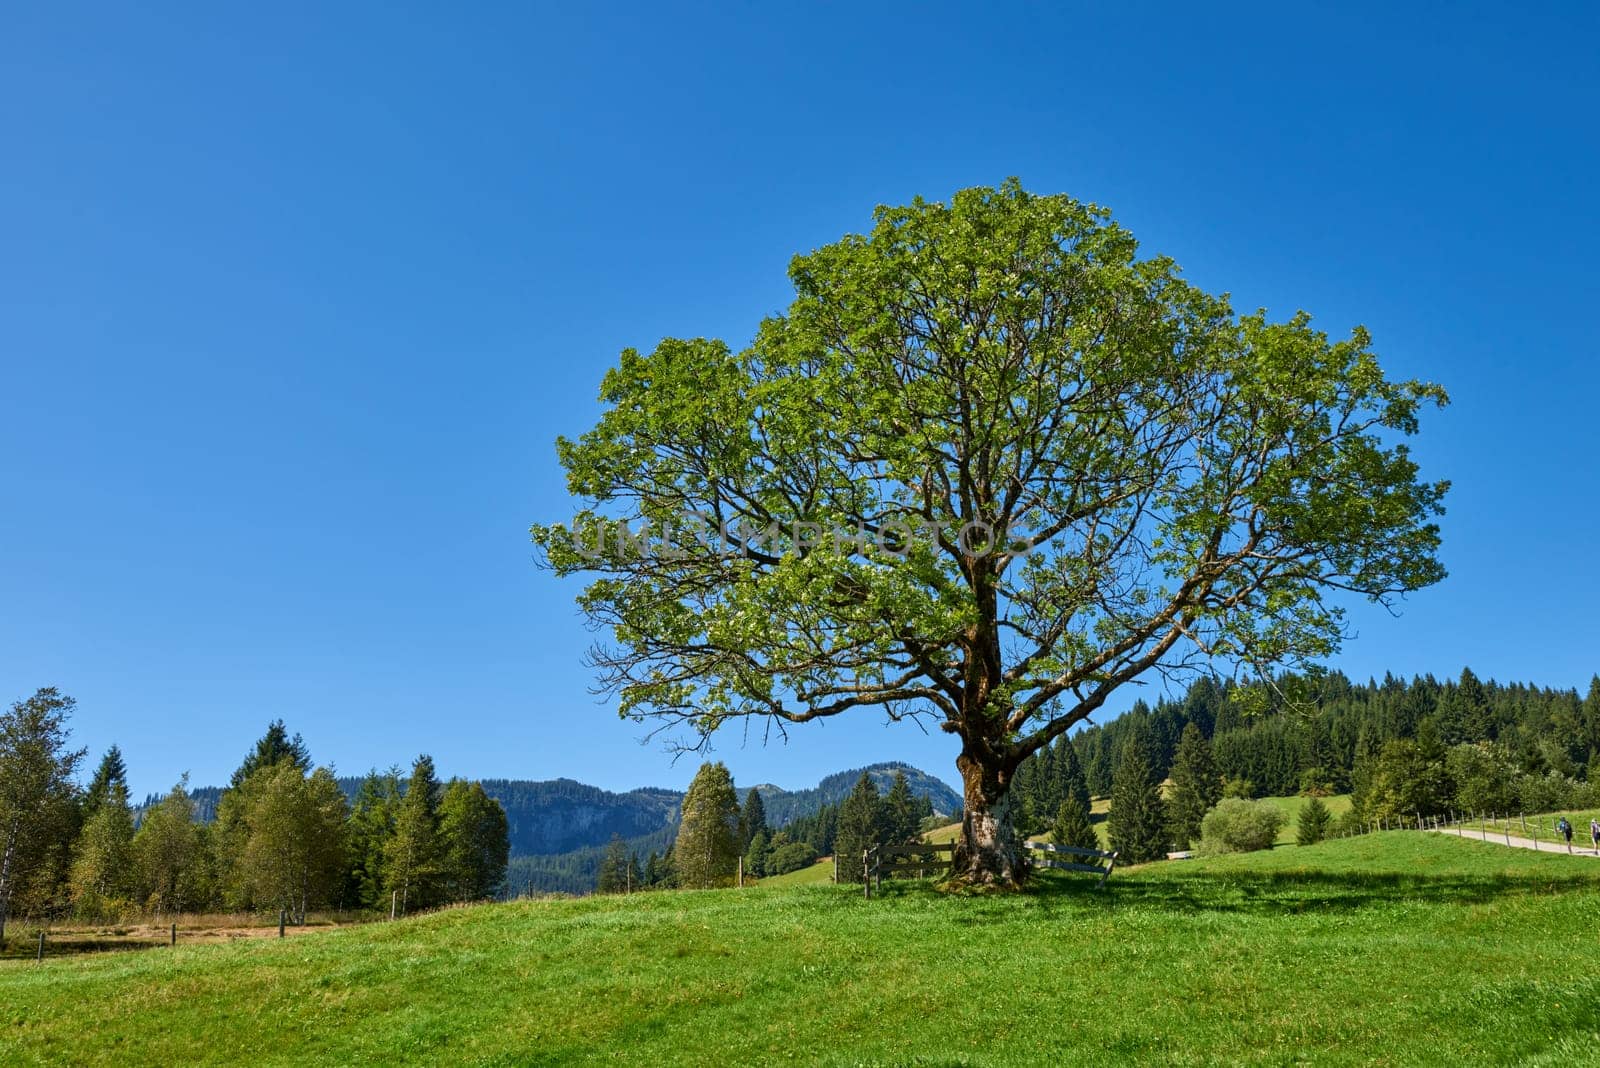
0 688 85 941
437 778 510 902
674 762 741 888
239 764 348 923
134 778 211 916
534 180 1448 887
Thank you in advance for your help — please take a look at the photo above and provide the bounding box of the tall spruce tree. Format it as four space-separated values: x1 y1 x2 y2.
883 770 920 844
1011 751 1044 835
834 772 884 883
1297 795 1333 845
1298 716 1339 793
345 768 401 910
1049 799 1099 852
744 829 770 876
1048 742 1098 850
1059 739 1092 812
627 851 644 893
643 851 663 888
738 787 768 851
228 720 311 789
596 834 629 893
1583 676 1600 763
1107 731 1167 863
82 745 129 818
385 755 442 914
673 762 741 888
1165 723 1221 849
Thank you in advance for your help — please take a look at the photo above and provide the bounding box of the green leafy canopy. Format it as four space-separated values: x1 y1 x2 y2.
533 179 1448 768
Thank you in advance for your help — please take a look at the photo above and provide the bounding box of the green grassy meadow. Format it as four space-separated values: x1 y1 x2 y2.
755 857 836 887
6 832 1600 1066
1260 793 1353 844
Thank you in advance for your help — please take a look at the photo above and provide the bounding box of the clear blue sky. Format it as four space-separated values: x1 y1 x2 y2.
3 3 1597 799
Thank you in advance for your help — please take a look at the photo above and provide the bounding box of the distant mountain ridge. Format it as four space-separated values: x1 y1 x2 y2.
473 778 682 857
144 762 960 871
753 762 962 826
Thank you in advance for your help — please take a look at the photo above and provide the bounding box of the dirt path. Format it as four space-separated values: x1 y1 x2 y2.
1433 826 1600 856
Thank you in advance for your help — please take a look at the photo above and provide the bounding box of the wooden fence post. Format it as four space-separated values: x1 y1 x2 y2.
390 891 397 921
171 923 177 947
278 910 286 938
737 856 743 888
832 854 838 883
36 931 44 962
863 850 871 900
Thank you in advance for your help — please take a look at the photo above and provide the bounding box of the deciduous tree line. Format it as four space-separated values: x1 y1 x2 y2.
1016 669 1600 865
597 763 938 892
0 689 510 937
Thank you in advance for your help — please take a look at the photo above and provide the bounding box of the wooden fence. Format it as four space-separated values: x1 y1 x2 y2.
862 839 1119 896
1410 810 1600 855
1022 840 1119 887
863 842 954 896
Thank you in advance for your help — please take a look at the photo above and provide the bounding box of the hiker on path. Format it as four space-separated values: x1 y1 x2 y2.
1590 819 1599 852
1558 817 1573 847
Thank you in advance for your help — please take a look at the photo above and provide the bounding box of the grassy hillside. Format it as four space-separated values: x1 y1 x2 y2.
1260 793 1352 845
6 832 1600 1065
755 858 836 888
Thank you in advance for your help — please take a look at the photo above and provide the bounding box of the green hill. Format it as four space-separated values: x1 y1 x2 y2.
6 832 1600 1065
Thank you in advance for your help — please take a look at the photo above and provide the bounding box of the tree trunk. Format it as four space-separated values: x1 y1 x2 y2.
951 749 1025 888
0 817 19 944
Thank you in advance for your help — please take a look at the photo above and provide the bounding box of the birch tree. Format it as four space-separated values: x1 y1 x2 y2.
0 688 84 941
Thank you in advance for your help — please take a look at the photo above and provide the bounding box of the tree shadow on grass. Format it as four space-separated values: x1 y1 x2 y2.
867 863 1600 921
1035 864 1600 918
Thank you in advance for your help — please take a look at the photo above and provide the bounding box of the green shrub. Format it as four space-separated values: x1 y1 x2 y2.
1199 799 1284 854
1222 778 1258 800
766 841 818 875
1515 771 1595 815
